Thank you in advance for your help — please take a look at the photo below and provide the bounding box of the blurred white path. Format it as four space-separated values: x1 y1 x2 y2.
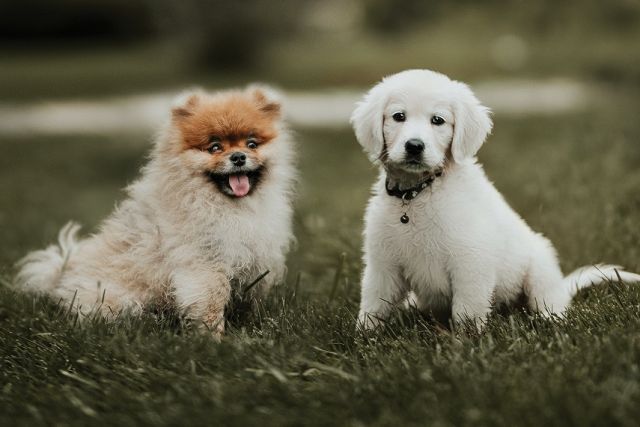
0 80 588 135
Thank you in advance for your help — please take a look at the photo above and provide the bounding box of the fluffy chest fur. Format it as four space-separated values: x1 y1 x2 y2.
365 175 454 300
131 149 295 290
363 164 532 306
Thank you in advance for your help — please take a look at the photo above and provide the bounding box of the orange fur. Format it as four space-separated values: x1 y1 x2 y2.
171 89 280 174
174 90 279 151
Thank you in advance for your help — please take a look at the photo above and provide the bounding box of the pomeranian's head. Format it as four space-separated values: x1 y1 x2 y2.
163 86 288 199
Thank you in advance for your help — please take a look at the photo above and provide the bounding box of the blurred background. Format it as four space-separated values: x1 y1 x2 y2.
1 0 640 98
1 0 639 290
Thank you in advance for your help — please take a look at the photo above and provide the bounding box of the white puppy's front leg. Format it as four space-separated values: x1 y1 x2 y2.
171 268 231 338
358 260 407 330
450 266 495 331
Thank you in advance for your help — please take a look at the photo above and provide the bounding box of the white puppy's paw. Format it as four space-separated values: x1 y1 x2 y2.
452 315 488 335
356 310 384 331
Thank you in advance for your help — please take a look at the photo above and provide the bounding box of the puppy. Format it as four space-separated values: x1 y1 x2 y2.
15 86 295 337
351 69 640 330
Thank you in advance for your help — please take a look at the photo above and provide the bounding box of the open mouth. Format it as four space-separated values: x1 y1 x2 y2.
206 167 264 198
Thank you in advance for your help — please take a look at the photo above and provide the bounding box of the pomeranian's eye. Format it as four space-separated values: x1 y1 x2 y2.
431 115 445 126
392 112 406 122
246 137 259 149
207 137 222 153
208 143 222 153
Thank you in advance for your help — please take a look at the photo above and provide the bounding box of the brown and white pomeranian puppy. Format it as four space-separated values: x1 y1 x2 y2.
15 85 295 337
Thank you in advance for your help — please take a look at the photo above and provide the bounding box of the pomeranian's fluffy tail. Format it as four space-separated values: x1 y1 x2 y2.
14 222 81 292
564 264 640 296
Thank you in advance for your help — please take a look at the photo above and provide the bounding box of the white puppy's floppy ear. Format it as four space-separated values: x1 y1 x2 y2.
351 85 386 162
451 82 493 163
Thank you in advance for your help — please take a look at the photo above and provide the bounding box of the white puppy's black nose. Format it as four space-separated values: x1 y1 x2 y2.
405 139 425 155
230 152 246 166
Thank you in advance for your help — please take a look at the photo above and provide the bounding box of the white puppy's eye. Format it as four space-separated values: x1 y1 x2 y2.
392 112 406 122
431 115 445 126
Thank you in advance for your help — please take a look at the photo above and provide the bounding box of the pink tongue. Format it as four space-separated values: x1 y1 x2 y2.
229 174 250 197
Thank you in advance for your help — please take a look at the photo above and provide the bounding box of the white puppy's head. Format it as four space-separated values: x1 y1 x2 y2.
351 69 492 174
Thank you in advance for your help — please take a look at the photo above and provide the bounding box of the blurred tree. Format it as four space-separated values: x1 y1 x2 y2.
362 0 447 33
515 0 640 34
0 0 155 43
151 0 315 69
361 0 640 35
0 0 315 69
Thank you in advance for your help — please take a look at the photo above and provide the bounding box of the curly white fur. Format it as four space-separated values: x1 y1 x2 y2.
351 69 640 330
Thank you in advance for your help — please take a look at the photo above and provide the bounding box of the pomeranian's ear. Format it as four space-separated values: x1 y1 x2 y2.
247 84 282 118
351 83 387 163
450 82 493 164
171 89 205 119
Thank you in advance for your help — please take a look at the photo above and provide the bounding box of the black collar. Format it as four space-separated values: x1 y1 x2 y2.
385 171 442 200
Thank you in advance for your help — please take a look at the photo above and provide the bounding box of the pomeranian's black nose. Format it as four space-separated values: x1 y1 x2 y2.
230 152 246 166
405 139 425 155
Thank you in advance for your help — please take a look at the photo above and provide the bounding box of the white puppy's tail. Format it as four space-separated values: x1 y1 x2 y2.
14 222 81 292
564 264 640 297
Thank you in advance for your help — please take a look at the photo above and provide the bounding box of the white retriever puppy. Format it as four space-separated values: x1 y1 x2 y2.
351 69 639 330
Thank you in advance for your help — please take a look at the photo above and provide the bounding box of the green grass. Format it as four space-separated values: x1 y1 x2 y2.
1 94 640 425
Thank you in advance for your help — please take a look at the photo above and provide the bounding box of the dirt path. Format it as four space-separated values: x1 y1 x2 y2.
0 80 588 135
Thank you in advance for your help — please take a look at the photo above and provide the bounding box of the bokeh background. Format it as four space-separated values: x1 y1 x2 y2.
2 0 640 98
1 2 640 425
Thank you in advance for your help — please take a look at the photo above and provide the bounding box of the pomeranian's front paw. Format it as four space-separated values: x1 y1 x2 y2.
200 311 226 340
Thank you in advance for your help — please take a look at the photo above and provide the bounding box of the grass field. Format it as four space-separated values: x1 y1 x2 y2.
1 86 640 425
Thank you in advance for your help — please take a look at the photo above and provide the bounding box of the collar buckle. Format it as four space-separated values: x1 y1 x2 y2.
385 172 441 200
